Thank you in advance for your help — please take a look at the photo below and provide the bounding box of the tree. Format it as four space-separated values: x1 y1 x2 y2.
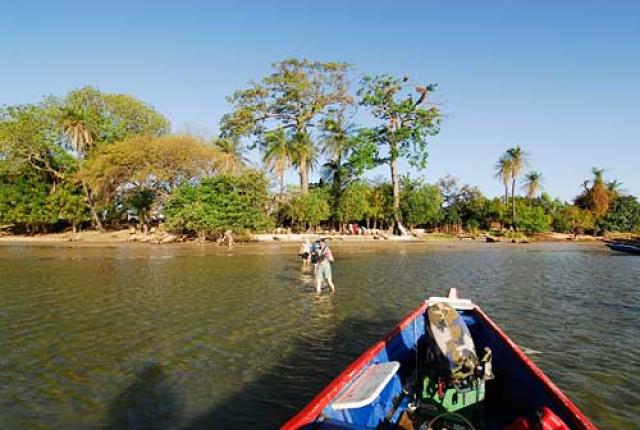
505 146 528 230
0 172 58 232
336 182 370 228
0 103 72 183
455 185 487 229
574 167 613 222
515 200 551 233
213 137 249 174
165 172 271 240
59 87 172 229
400 177 442 229
60 108 95 155
289 132 319 194
494 156 512 206
62 86 170 145
50 183 90 233
598 195 640 233
287 188 331 230
82 135 220 231
320 107 362 227
262 128 293 198
220 58 352 194
607 179 624 196
482 197 508 230
59 107 104 229
366 181 393 230
356 74 441 232
522 171 543 203
558 206 595 235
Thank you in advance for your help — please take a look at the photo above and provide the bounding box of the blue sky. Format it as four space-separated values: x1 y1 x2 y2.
2 0 639 200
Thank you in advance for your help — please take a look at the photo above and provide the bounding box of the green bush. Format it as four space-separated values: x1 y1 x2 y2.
517 203 551 233
0 173 58 232
337 182 370 224
400 177 442 228
165 172 272 238
287 188 331 230
555 206 595 235
598 195 640 233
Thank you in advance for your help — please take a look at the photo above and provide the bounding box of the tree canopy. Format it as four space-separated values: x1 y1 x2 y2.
220 59 351 194
355 74 441 229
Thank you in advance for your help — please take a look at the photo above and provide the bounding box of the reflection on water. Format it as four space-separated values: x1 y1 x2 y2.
0 242 638 429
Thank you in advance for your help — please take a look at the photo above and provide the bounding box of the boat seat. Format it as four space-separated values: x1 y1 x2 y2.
427 302 478 379
331 361 400 410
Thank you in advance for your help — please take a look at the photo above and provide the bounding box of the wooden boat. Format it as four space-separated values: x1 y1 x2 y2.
606 242 640 255
282 289 597 430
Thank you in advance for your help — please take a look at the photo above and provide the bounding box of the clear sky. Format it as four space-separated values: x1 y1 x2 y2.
2 0 639 200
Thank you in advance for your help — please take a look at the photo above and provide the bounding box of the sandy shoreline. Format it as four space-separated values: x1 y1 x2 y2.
0 229 605 248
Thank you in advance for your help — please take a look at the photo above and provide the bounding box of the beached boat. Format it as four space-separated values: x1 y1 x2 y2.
606 242 640 255
282 289 596 430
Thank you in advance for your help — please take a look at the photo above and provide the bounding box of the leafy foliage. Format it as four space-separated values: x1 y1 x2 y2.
556 206 595 234
0 103 72 181
82 135 220 214
355 74 441 226
286 188 331 229
400 176 442 228
165 172 272 237
366 182 393 229
515 201 551 233
50 183 91 231
0 173 57 230
61 86 170 147
598 195 640 233
574 167 612 219
221 58 351 194
336 182 370 224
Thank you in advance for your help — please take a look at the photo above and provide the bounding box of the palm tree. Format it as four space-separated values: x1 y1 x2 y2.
522 171 543 204
606 179 624 199
60 109 94 156
60 109 104 230
290 132 317 193
214 137 248 174
589 167 610 217
591 167 605 185
322 110 354 161
494 156 512 206
263 129 292 198
506 146 528 230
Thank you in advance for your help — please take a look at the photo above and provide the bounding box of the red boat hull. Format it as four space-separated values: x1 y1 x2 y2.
282 300 597 429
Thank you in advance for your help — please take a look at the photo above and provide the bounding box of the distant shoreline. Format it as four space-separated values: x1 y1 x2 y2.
0 229 606 247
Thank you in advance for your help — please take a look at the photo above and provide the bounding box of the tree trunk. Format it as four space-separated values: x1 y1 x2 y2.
511 178 517 231
81 178 104 231
390 152 400 234
299 156 309 195
504 184 509 207
279 171 285 199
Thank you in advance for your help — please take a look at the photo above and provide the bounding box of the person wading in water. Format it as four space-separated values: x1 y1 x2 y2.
313 238 335 293
299 238 312 269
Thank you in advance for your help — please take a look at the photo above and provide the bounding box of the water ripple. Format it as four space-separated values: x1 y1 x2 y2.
0 242 637 429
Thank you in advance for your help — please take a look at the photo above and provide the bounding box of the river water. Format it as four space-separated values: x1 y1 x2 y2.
0 242 638 429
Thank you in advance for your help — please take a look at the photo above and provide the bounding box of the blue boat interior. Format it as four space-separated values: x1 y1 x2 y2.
308 308 576 430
